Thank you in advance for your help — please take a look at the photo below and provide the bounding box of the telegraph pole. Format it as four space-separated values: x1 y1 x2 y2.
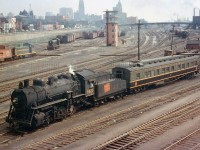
170 33 174 50
138 20 141 61
105 11 109 46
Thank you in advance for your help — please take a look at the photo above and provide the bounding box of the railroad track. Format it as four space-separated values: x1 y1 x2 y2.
93 99 200 150
163 128 200 150
0 111 8 125
19 81 200 150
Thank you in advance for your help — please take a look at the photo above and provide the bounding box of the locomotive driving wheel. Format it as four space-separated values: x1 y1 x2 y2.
57 106 67 119
68 104 76 116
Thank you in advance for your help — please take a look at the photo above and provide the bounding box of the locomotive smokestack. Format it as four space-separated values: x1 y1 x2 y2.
24 79 29 87
69 65 75 75
18 81 24 89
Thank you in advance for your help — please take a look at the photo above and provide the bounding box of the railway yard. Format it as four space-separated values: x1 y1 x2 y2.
1 27 200 150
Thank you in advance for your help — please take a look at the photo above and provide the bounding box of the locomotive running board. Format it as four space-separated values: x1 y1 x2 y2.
79 98 92 106
32 98 67 109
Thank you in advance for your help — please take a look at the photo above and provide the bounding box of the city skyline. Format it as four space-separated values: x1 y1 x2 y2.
0 0 200 22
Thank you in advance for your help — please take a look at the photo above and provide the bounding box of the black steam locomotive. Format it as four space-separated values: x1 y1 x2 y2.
6 69 126 129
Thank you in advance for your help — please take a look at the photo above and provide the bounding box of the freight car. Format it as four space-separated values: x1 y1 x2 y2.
83 31 99 39
74 32 83 39
47 38 60 50
112 55 200 93
57 33 75 44
0 43 36 62
6 69 126 129
175 30 189 39
99 31 105 37
186 39 200 50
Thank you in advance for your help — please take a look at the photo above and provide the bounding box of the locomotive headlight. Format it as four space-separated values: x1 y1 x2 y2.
12 98 18 106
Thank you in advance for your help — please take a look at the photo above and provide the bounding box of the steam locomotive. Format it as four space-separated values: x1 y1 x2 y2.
6 54 200 130
6 69 126 129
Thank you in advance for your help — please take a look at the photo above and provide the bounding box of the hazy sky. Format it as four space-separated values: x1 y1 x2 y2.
0 0 200 22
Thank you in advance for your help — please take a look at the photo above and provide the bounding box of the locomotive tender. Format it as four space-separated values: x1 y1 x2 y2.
6 69 126 129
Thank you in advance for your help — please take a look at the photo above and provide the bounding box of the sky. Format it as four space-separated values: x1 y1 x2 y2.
0 0 200 22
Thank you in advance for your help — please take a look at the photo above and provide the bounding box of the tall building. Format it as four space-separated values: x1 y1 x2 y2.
113 0 122 13
45 12 54 16
113 0 127 24
79 0 85 16
59 7 73 19
75 0 85 21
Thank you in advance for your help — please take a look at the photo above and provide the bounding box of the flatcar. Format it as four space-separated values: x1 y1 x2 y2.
47 38 60 50
112 55 200 93
0 43 36 62
6 69 126 129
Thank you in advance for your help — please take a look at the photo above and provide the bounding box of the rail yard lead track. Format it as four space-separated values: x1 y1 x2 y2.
19 81 200 150
163 128 200 150
92 98 200 150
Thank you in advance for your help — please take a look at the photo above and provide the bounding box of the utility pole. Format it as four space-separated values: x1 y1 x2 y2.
105 11 109 46
138 20 141 61
170 33 174 50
